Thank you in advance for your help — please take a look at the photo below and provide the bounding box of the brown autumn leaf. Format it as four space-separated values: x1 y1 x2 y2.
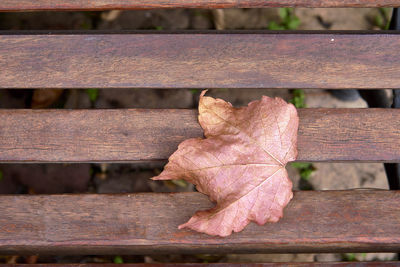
32 89 64 108
152 90 299 237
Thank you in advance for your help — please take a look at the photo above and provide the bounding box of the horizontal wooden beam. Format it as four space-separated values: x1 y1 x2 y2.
1 190 400 254
0 108 399 163
1 264 399 267
1 33 400 89
1 0 400 11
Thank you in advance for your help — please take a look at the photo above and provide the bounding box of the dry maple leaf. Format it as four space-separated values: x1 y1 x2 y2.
152 90 299 237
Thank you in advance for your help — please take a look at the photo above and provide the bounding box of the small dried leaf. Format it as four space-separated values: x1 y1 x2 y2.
32 89 63 108
153 90 299 236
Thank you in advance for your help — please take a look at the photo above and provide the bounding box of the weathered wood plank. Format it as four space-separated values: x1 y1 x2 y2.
2 264 399 267
1 191 399 254
1 33 400 89
1 0 400 11
0 108 399 163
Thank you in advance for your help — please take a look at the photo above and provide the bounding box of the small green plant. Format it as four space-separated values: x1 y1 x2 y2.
290 89 306 108
155 26 163 30
342 253 357 261
268 8 300 30
190 89 200 94
86 89 99 104
113 256 124 264
0 170 3 182
375 8 391 30
291 162 315 181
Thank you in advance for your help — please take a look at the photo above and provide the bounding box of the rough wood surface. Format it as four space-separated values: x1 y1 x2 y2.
1 191 400 254
2 264 399 267
1 0 400 11
0 109 399 163
1 33 400 89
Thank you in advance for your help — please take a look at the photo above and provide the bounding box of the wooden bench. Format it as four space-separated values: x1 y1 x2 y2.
1 1 400 266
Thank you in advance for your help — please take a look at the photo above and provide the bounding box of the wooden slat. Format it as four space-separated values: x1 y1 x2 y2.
1 0 400 11
2 264 400 267
1 33 400 89
1 190 400 254
1 108 399 163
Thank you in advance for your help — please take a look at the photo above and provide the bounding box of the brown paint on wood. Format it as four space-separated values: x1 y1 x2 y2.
1 0 400 11
0 108 399 163
0 191 400 254
1 33 400 89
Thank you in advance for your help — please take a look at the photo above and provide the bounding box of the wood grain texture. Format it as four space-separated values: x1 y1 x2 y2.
1 0 400 11
1 191 400 254
2 33 400 89
0 109 399 163
2 264 400 267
